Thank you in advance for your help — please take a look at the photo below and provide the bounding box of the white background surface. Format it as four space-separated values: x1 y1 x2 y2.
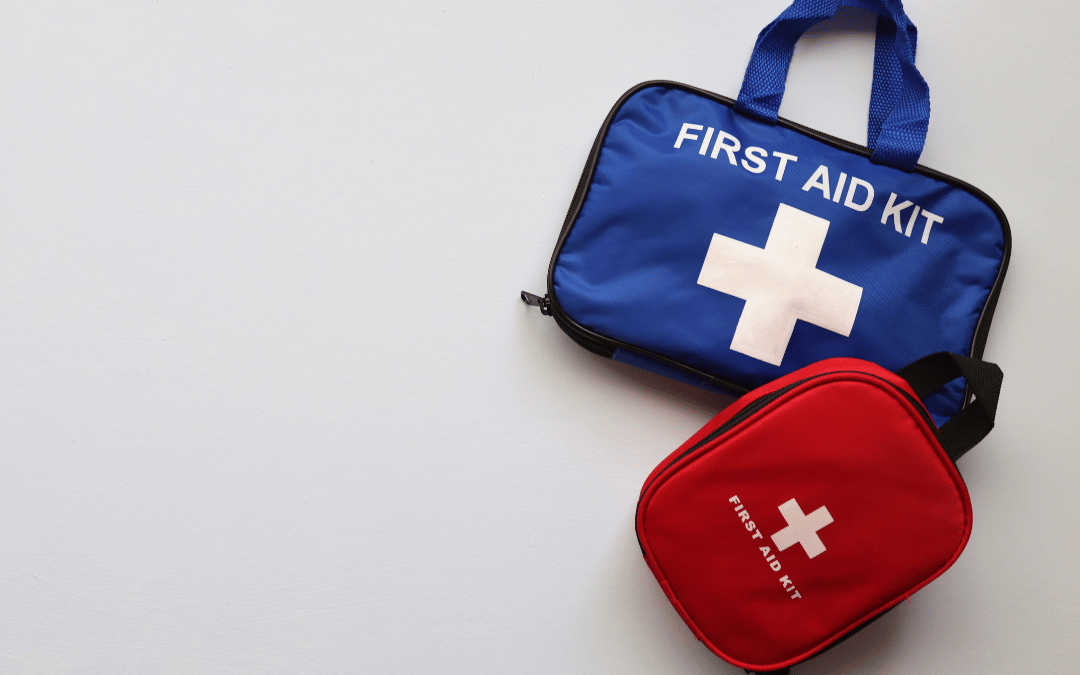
0 2 1075 673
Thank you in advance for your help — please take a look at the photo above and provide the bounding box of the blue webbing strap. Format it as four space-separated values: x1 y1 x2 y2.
735 0 930 171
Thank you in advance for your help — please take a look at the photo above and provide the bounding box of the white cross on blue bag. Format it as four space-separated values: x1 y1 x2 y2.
523 0 1010 423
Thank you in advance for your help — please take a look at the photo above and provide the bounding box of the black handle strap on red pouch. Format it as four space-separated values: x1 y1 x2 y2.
897 352 1004 462
740 352 1000 675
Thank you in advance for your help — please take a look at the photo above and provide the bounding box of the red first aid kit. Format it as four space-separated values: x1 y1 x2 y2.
635 352 1002 673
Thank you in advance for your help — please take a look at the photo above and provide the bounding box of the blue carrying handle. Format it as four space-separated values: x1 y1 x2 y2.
735 0 930 171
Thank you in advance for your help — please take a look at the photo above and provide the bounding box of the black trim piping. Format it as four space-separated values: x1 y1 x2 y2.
635 369 945 508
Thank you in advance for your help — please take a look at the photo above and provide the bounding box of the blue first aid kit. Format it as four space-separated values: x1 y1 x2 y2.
522 0 1010 421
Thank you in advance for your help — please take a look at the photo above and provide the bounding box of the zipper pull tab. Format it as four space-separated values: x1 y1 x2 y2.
520 290 553 315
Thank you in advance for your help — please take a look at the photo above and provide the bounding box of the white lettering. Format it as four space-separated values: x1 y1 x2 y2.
772 151 797 181
710 131 741 164
674 123 702 149
735 495 804 599
698 127 715 156
742 146 768 174
832 172 848 203
801 165 831 200
673 123 931 246
920 210 943 244
881 192 914 232
904 205 922 237
844 177 875 212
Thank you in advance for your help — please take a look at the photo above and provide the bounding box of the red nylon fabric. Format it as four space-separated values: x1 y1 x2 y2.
635 358 972 671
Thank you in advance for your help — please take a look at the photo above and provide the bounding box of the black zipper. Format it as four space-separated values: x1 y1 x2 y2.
637 378 807 504
519 291 552 315
523 80 1012 398
636 369 946 507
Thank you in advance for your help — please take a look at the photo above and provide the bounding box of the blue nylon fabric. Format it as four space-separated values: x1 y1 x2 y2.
552 85 1005 422
735 0 929 170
